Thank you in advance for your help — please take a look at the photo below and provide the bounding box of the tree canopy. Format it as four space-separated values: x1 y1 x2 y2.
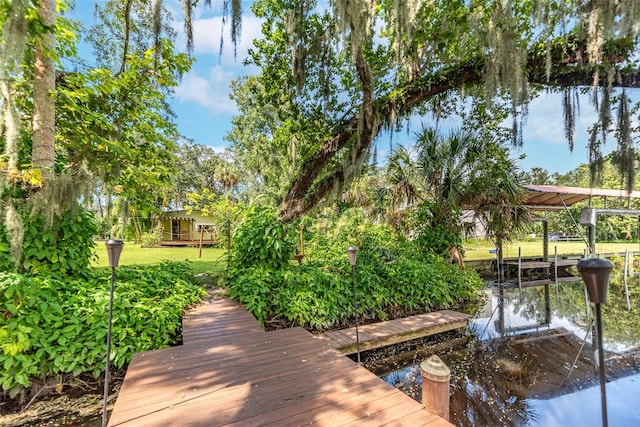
0 0 192 267
4 0 640 265
226 0 640 221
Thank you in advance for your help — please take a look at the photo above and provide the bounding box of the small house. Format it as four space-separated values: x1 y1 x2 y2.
158 210 218 246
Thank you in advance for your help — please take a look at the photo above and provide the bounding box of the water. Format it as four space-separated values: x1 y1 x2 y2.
371 278 640 426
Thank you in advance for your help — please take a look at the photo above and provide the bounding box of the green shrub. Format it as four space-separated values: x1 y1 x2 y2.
228 206 295 271
140 223 162 247
411 201 463 256
227 208 485 330
1 208 98 279
0 262 206 398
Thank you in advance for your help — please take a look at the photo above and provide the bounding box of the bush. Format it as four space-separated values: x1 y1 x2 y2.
411 201 463 256
228 206 296 271
227 208 485 330
140 223 162 247
0 262 206 398
1 208 98 279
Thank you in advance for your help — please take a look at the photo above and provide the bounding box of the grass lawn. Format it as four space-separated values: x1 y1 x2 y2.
92 242 228 274
91 239 640 269
463 239 640 261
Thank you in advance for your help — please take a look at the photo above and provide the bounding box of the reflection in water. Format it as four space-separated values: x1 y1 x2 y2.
371 280 640 426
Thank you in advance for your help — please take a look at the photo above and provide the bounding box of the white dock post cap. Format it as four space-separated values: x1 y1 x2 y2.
420 355 450 382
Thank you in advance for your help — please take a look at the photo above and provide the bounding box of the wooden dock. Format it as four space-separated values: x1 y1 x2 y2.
108 299 453 426
319 310 470 355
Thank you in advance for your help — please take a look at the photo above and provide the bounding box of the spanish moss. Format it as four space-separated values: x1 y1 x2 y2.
612 90 635 192
332 0 375 64
0 0 28 81
562 88 580 152
5 204 23 265
0 80 19 171
222 0 242 58
588 126 605 187
182 0 194 52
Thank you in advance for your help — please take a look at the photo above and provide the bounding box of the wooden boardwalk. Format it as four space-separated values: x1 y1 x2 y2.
108 299 453 427
319 311 470 355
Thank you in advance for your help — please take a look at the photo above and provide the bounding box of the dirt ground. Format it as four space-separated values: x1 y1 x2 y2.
0 376 123 427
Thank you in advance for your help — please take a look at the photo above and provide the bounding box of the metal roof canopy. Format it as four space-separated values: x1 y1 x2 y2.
524 184 640 209
522 184 640 257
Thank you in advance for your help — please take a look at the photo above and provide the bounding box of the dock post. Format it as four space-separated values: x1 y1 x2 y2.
518 247 522 297
624 250 631 310
420 355 450 420
554 246 559 301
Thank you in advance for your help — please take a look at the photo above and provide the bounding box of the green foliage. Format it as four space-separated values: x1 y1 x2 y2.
228 206 295 271
228 208 484 330
411 202 463 256
0 208 97 279
140 223 162 247
0 262 206 398
172 142 227 206
232 1 640 221
56 41 193 241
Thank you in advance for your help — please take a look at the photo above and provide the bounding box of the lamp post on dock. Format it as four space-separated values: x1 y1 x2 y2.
103 239 123 427
577 257 613 427
346 246 360 364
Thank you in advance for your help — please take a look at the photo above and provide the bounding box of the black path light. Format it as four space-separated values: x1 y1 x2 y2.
346 246 360 364
577 257 614 427
103 239 124 427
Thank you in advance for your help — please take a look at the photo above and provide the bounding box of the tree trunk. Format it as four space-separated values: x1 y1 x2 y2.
32 0 56 178
278 60 482 222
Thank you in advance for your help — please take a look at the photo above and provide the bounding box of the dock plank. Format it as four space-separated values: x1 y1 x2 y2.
109 298 453 426
504 261 551 269
551 259 578 268
319 309 470 354
182 298 264 343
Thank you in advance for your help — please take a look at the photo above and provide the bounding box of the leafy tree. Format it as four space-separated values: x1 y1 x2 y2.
86 0 177 74
226 74 310 206
171 142 226 208
226 0 640 221
519 167 558 185
0 0 194 264
351 127 526 255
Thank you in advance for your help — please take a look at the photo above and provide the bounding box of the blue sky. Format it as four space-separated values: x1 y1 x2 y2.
71 1 638 176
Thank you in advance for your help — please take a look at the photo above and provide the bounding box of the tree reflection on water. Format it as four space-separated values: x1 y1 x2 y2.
370 280 640 426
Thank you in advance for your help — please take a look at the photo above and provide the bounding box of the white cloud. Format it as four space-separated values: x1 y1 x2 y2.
173 14 263 67
171 10 265 123
522 93 599 147
175 66 238 114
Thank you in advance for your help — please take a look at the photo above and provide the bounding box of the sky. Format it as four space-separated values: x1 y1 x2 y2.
69 1 639 176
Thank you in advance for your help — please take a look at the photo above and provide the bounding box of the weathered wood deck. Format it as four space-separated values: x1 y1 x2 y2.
108 299 453 426
319 310 471 355
159 240 217 247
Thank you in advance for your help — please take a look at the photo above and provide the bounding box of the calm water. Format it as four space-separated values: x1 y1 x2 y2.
372 278 640 426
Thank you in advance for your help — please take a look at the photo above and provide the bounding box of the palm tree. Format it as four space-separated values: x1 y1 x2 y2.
369 146 424 234
215 162 240 200
363 126 527 256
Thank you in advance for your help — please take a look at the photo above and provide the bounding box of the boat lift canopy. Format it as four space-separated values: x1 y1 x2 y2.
522 185 640 255
523 185 640 210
